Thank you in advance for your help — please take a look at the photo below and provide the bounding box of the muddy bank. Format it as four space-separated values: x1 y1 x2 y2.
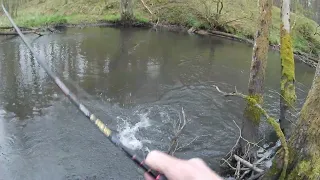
1 20 318 68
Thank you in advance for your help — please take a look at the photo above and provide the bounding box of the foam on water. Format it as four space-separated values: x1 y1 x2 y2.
117 112 151 150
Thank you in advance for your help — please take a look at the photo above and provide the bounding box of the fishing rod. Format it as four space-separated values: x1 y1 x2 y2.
1 4 167 180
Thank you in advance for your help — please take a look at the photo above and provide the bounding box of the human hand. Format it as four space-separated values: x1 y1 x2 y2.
144 150 223 180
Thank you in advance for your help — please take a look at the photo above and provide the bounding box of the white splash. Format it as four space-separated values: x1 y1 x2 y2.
0 109 6 146
117 112 151 150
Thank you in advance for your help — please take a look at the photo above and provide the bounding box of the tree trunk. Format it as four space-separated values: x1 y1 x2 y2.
241 0 273 154
263 61 320 180
279 0 296 137
120 0 134 22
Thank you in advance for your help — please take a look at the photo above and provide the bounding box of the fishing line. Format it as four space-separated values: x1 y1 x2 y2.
1 4 167 180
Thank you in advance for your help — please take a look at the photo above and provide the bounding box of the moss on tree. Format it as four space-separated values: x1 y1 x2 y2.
244 94 263 125
280 24 297 107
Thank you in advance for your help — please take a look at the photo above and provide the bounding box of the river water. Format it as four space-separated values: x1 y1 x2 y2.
0 27 316 180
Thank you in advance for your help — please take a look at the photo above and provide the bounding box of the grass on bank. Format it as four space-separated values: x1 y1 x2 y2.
1 0 320 56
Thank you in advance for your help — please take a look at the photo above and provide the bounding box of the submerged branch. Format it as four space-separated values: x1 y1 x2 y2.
167 107 187 155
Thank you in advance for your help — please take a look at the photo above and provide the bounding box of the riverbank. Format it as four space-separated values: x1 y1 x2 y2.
0 0 319 67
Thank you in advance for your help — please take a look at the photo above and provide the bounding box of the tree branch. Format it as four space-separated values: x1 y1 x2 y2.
140 0 153 15
234 155 264 173
223 12 253 25
176 134 211 151
167 107 187 155
218 0 223 15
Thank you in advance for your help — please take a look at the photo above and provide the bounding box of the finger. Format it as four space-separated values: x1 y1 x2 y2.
145 150 184 173
144 172 155 180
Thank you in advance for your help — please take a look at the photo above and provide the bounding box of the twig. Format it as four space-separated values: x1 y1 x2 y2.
128 40 146 54
240 170 251 180
222 158 250 171
291 16 297 31
167 107 187 155
222 158 237 170
247 172 265 180
223 12 253 25
140 0 153 15
223 120 265 166
224 120 241 161
268 89 299 113
176 134 211 151
236 160 241 179
155 16 160 27
234 155 264 173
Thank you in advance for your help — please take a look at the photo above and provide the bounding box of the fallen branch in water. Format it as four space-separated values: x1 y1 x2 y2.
207 30 253 44
234 155 264 173
0 26 44 36
0 30 43 36
215 85 288 180
0 26 36 31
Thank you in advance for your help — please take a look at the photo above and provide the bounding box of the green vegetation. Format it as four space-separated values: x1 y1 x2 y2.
244 94 263 125
1 0 320 56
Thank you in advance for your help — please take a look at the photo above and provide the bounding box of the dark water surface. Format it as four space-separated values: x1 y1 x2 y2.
0 27 316 180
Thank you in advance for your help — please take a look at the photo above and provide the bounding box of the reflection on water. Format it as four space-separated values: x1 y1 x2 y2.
0 27 316 179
